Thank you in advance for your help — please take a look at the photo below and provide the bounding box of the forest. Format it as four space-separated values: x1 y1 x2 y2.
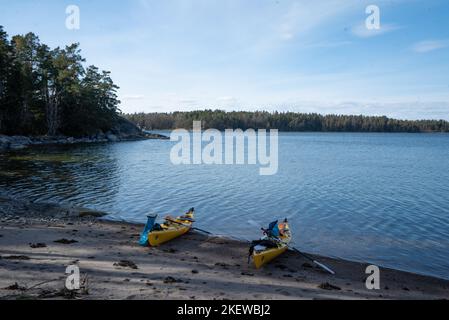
0 26 120 137
125 110 449 133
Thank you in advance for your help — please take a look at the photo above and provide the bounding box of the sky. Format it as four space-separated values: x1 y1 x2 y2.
1 0 449 119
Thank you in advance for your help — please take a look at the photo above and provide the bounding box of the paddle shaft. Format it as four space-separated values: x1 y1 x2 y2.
265 234 335 275
193 227 212 235
165 217 212 235
165 217 192 228
289 246 336 275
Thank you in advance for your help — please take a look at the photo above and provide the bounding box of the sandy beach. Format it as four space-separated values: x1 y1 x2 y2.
1 197 448 300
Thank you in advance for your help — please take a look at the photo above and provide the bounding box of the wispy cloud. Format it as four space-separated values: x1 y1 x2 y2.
178 98 199 105
413 40 449 53
278 1 360 41
351 23 401 38
217 96 238 107
262 101 449 121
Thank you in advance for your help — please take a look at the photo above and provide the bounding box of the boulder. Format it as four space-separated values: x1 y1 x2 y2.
10 136 32 145
106 133 119 142
146 133 170 140
0 135 11 144
95 130 105 139
0 135 11 150
112 117 144 139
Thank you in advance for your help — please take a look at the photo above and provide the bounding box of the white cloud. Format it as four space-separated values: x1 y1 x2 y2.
277 0 405 41
413 40 449 53
351 23 401 38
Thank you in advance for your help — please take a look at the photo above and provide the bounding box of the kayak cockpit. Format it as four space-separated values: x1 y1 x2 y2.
249 219 292 268
139 208 195 247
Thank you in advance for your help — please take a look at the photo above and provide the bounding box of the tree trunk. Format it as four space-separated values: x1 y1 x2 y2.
20 99 30 132
46 94 60 136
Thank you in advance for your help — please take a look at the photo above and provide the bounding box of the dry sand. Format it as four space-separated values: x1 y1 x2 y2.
1 216 449 300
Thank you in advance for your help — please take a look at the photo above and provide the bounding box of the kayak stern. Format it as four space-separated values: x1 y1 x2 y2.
253 245 288 269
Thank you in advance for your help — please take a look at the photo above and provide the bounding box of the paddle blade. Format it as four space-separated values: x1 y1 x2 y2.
139 215 157 246
314 260 336 275
139 232 149 246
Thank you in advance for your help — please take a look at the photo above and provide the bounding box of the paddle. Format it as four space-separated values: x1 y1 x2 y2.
263 229 336 275
139 214 158 246
165 217 192 227
192 227 212 235
261 223 336 275
288 246 335 275
165 216 213 235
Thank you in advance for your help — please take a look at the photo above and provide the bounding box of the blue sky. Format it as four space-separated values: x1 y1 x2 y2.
1 0 449 119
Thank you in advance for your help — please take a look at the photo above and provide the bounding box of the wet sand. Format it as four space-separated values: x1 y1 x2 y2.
1 198 449 300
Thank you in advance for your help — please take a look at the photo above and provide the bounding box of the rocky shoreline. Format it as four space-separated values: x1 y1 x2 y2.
1 196 449 300
0 117 169 152
0 132 168 152
0 196 108 222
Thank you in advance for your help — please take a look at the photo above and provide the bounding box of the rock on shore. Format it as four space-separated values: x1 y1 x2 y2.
0 117 169 152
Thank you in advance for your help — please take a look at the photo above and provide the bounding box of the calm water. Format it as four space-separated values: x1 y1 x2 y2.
1 133 449 280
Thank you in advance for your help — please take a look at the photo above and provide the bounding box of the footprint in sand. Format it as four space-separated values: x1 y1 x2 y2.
30 243 47 248
54 239 78 244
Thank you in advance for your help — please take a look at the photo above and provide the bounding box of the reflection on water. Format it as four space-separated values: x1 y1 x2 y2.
0 144 121 207
1 133 449 280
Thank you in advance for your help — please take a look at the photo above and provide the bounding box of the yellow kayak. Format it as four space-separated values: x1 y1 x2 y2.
148 208 195 247
253 244 289 269
250 219 292 269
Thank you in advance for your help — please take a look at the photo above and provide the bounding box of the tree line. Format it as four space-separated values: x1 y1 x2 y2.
0 26 120 137
126 110 449 133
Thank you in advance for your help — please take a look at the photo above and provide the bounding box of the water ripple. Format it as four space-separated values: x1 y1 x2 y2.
1 133 449 279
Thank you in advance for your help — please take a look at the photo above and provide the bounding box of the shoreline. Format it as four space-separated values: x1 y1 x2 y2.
1 117 169 152
1 197 448 300
0 132 169 152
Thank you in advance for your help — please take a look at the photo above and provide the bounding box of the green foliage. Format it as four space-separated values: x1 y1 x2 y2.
126 110 449 133
0 26 120 137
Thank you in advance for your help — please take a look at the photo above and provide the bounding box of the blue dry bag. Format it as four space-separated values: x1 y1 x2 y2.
267 220 280 238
